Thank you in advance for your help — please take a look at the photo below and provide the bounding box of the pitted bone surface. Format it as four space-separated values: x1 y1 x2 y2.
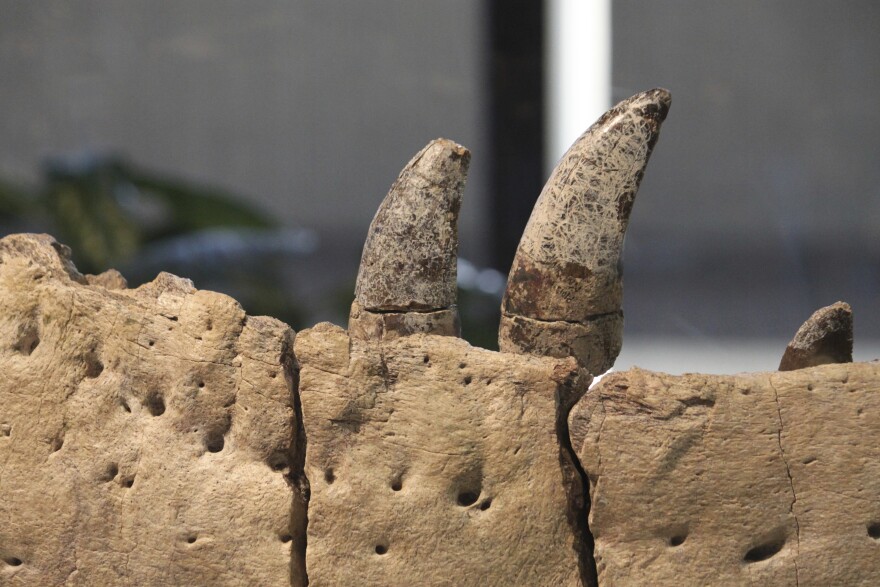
0 234 301 586
296 323 590 586
569 364 880 586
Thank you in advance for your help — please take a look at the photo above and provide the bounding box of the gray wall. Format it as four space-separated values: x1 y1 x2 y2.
0 1 489 262
614 1 880 338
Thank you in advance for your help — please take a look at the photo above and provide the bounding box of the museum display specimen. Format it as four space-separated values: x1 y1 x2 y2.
1 89 877 586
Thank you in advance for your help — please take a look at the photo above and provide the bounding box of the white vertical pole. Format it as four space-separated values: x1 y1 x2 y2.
546 0 612 173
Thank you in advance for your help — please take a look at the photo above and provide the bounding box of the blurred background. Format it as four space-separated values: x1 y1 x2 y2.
1 0 878 373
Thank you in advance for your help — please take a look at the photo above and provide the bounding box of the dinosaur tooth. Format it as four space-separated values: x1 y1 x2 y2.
499 88 671 374
350 138 470 340
779 301 853 371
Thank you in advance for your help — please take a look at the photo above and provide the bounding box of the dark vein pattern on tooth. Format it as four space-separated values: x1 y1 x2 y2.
779 301 853 371
354 138 470 314
500 89 670 374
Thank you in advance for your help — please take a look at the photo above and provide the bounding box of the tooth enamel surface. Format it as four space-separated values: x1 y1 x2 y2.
354 138 470 314
501 90 670 374
779 301 853 371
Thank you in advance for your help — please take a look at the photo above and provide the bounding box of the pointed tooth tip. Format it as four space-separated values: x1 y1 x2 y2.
429 137 470 156
420 138 471 168
621 88 672 123
828 300 852 313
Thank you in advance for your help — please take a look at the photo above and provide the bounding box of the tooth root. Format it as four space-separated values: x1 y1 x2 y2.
499 89 671 374
779 302 853 371
349 138 470 341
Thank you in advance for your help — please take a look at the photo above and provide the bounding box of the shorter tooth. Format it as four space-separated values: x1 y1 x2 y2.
349 139 470 341
779 302 853 371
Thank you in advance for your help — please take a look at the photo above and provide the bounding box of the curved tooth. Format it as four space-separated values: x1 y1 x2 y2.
499 89 671 374
349 138 470 341
779 302 853 371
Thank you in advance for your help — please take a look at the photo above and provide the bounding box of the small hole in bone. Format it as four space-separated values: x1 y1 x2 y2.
122 476 135 488
669 534 687 547
145 393 165 416
463 376 472 385
324 468 336 484
868 523 880 539
458 362 466 369
103 463 119 482
85 351 104 378
119 398 131 413
802 456 817 465
205 433 225 453
280 534 292 543
479 498 492 511
1 424 11 437
423 355 430 364
744 537 786 562
14 325 40 356
51 434 64 452
375 544 388 555
148 340 155 347
198 381 205 389
4 557 22 566
186 535 197 544
807 384 814 391
457 491 479 507
391 478 403 491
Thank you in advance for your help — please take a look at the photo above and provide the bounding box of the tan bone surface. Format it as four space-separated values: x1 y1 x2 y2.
0 234 302 586
3 86 877 587
569 363 880 586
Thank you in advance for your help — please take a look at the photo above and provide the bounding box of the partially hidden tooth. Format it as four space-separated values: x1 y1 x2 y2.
350 138 470 341
779 301 853 371
499 89 671 374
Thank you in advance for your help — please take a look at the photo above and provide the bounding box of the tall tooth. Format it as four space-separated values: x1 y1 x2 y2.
779 302 853 371
499 89 671 374
349 138 470 341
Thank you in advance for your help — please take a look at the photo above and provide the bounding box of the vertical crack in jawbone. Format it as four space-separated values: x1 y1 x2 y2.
768 375 800 586
555 379 598 586
284 343 310 586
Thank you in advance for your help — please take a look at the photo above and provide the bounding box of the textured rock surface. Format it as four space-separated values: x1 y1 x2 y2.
500 89 670 375
569 363 880 586
296 323 590 586
0 234 302 586
779 301 853 371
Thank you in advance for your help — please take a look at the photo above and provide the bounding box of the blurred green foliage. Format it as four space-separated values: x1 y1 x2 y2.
0 155 306 327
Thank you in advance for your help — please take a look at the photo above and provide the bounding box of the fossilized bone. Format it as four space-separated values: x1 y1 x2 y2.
2 87 878 587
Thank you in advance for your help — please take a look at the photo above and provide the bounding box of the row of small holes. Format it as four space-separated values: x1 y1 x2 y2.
663 522 880 559
325 469 490 510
